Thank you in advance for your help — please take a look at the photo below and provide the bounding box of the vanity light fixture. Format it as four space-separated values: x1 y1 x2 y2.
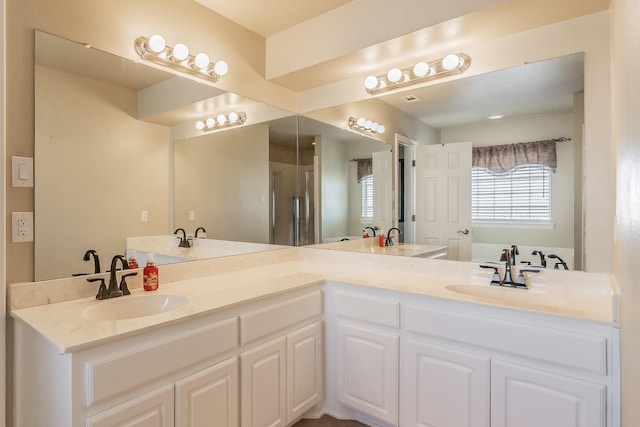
348 116 386 137
134 34 229 83
363 53 471 95
195 111 246 132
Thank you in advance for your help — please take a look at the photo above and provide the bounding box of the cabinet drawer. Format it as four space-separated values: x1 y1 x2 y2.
241 290 322 345
405 305 608 376
85 316 238 407
333 290 400 329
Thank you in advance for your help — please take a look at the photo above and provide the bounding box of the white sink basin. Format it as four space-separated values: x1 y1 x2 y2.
82 294 189 321
445 284 567 307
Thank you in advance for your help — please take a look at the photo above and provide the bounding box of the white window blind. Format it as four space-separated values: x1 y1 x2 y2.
361 175 374 219
472 164 551 221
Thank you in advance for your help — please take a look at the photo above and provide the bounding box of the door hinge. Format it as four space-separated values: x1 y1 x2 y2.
412 160 416 167
412 214 416 221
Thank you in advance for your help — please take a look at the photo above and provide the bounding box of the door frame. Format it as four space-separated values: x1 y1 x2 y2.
394 134 416 244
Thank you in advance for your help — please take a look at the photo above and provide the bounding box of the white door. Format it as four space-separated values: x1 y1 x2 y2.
373 149 393 234
402 340 490 427
337 322 399 426
241 337 287 427
175 357 239 427
286 322 323 423
491 360 605 427
415 142 472 261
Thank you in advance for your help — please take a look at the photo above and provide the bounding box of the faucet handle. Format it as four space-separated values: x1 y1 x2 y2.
119 272 137 296
87 278 109 300
515 268 540 288
480 265 502 286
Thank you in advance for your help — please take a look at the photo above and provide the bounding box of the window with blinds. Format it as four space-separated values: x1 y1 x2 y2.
472 164 552 221
361 175 374 219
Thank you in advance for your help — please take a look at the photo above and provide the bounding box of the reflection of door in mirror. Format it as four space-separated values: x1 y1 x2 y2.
373 150 393 235
415 142 472 261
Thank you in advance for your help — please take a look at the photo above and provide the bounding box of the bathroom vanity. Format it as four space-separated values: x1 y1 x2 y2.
10 247 619 427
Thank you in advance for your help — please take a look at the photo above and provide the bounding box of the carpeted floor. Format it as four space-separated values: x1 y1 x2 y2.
293 415 368 426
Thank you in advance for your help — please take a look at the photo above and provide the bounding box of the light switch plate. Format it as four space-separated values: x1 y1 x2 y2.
12 156 34 188
12 212 34 243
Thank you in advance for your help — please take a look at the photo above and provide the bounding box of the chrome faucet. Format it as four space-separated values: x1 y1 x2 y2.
195 227 207 238
174 228 191 248
499 249 515 285
83 249 101 274
385 227 401 246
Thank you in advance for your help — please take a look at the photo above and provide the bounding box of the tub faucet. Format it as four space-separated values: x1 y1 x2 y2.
548 254 569 270
83 249 101 274
195 227 207 238
174 228 191 248
532 250 547 268
107 255 129 298
386 228 401 246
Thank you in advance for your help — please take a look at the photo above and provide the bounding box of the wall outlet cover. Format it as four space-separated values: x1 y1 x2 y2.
12 212 34 243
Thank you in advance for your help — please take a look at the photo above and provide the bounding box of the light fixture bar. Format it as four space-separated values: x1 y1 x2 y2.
348 116 386 137
195 112 247 132
364 53 471 95
134 35 228 83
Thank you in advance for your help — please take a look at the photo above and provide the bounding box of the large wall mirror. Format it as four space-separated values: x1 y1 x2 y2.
34 30 585 281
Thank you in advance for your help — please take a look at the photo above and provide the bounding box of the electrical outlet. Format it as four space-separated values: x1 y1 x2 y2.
12 212 34 243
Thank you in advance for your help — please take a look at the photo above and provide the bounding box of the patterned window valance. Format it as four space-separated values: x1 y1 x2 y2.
472 140 557 173
356 158 372 183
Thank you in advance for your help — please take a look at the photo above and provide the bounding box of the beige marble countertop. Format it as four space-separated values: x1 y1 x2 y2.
309 238 447 257
10 247 619 354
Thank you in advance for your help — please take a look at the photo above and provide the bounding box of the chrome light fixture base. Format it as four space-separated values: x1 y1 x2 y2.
348 116 386 137
134 35 228 83
364 53 471 95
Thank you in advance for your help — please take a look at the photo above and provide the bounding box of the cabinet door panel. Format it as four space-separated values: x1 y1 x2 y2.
402 340 490 427
175 357 238 427
337 322 399 426
85 384 174 427
241 337 287 427
491 360 606 427
287 322 323 423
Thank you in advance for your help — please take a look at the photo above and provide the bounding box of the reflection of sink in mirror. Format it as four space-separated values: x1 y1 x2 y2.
445 284 568 306
82 294 189 321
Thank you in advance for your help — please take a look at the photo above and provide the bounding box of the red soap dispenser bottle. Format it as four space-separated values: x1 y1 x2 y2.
143 253 159 291
127 251 139 269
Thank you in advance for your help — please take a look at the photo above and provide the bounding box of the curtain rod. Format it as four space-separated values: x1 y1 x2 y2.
554 137 571 142
350 157 372 162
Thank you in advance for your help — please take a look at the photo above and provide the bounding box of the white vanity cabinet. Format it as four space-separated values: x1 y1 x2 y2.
330 288 401 426
14 285 324 427
239 290 324 427
324 282 619 427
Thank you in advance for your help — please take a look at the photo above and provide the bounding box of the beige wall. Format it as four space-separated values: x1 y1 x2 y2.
318 136 349 240
611 0 640 425
35 66 170 280
442 113 575 250
174 125 270 244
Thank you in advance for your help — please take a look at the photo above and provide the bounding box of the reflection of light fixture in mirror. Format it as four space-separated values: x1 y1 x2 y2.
488 114 504 120
195 112 246 132
348 116 386 137
134 34 228 83
363 53 471 95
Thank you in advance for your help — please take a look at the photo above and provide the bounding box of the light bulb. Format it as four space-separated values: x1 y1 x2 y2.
442 54 460 71
148 34 166 53
171 43 189 61
365 120 373 129
377 125 386 134
195 120 205 130
387 68 402 83
213 61 229 76
364 75 378 90
228 112 239 122
371 123 380 132
413 61 430 77
205 118 215 128
357 117 366 127
217 114 227 125
194 53 210 70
